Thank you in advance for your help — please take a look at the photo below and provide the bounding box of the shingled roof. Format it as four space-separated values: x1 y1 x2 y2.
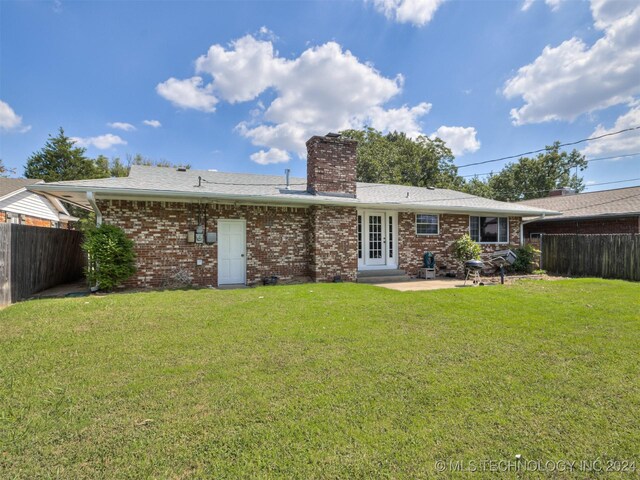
28 165 559 217
0 178 43 199
518 186 640 220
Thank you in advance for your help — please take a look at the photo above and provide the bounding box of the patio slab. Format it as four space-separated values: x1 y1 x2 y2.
373 278 483 291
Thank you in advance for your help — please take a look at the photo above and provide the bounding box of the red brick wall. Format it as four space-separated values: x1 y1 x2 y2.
23 216 54 228
306 135 357 196
97 200 312 288
308 205 357 282
0 211 56 228
398 213 522 276
524 216 639 237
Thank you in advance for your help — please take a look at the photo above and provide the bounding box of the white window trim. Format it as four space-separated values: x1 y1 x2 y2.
416 213 439 236
469 216 510 244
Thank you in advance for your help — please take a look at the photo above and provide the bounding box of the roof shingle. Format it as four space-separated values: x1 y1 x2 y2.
518 186 640 220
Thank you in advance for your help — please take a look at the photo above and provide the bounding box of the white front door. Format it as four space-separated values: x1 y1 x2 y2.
218 219 246 285
358 210 397 269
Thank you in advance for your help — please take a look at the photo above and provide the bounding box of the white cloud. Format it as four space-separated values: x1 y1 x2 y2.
522 1 568 13
504 0 640 125
431 125 481 156
364 103 432 138
161 34 432 161
368 0 445 27
156 76 218 112
0 100 31 133
143 119 162 128
108 121 136 131
581 103 640 158
521 0 535 10
250 148 291 165
71 134 127 150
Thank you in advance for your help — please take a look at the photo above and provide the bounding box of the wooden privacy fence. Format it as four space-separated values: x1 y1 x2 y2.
0 224 86 306
541 234 640 281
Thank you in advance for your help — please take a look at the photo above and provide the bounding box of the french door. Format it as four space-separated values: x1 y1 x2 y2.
358 210 397 269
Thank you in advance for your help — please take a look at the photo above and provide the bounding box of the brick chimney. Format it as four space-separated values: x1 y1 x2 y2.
306 133 357 197
548 187 576 197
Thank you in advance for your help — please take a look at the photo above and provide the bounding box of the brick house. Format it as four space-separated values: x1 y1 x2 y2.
0 178 78 228
30 134 556 288
519 186 640 239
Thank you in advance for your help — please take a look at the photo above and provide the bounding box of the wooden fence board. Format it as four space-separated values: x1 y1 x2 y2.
0 224 10 306
0 224 85 306
542 234 640 281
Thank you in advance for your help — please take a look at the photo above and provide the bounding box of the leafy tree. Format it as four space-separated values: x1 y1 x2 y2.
476 143 587 201
0 158 13 177
340 128 463 189
95 155 129 178
83 223 136 291
462 176 495 198
126 153 190 170
24 127 101 181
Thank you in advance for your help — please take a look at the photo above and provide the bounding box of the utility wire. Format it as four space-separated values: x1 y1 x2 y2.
456 126 640 169
460 151 640 178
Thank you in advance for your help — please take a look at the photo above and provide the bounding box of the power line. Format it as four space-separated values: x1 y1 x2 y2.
584 178 640 188
456 126 640 169
461 151 640 178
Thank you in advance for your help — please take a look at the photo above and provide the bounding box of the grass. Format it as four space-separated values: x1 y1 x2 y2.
1 279 639 478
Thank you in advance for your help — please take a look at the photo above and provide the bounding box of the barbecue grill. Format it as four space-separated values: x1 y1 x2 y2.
464 259 484 285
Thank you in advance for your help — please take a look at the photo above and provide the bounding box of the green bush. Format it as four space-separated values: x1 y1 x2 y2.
83 224 136 291
512 244 539 273
452 234 482 263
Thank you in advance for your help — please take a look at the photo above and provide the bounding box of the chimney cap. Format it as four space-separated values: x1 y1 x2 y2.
325 132 341 138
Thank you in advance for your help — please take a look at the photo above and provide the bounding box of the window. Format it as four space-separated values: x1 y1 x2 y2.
416 214 438 235
470 216 508 243
357 215 362 259
388 215 393 258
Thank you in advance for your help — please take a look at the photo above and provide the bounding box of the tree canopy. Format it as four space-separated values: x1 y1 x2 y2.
24 128 102 181
340 128 463 189
24 128 190 181
463 142 587 201
0 159 11 177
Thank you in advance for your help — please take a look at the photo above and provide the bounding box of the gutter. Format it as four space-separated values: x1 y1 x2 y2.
520 215 546 245
30 184 560 218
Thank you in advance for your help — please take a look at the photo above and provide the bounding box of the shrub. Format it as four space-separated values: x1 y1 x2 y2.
452 234 482 263
512 243 539 273
83 224 136 291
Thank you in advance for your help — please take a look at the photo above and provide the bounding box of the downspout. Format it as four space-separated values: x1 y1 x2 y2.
86 192 102 292
520 214 545 245
86 191 102 226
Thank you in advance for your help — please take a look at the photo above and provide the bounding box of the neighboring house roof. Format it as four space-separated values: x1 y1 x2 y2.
0 178 78 223
519 186 640 222
0 178 43 198
28 165 559 217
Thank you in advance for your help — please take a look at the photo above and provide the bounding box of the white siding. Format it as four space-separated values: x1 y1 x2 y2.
0 190 60 221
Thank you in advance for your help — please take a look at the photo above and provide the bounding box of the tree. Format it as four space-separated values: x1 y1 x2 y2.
24 128 102 181
340 127 463 189
83 224 136 291
477 143 587 201
126 153 190 170
95 155 129 178
462 176 495 198
0 158 12 177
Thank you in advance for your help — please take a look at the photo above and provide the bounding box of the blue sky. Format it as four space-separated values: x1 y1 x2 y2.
1 0 639 192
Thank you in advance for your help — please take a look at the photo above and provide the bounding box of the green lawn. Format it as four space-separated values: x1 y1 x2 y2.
1 279 639 478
